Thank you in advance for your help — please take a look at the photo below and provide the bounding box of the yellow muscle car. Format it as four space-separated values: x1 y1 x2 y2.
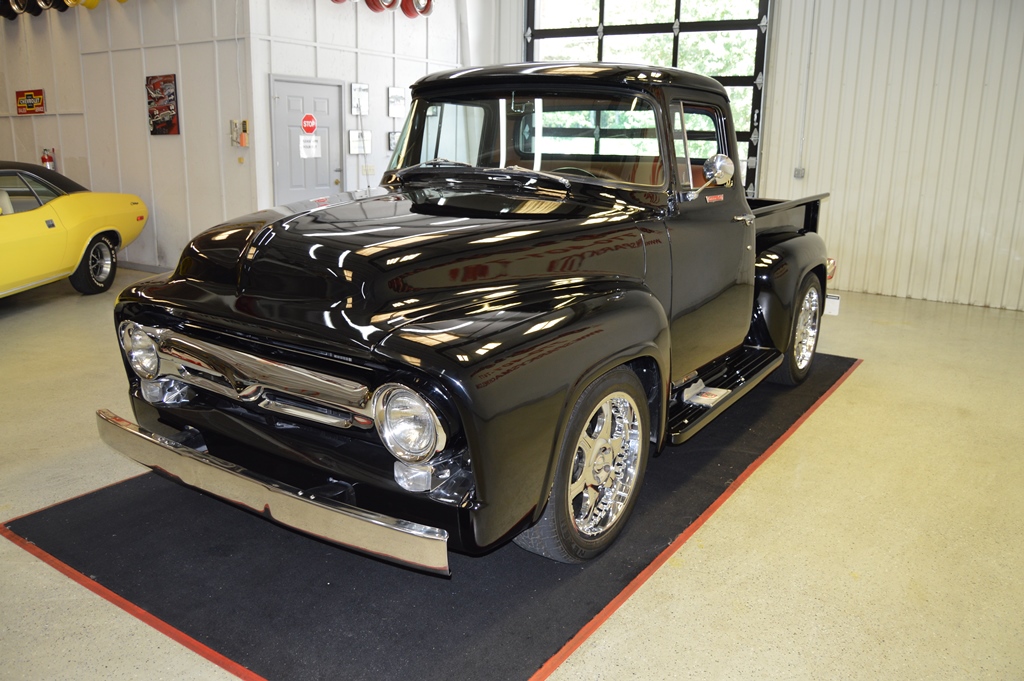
1 162 148 299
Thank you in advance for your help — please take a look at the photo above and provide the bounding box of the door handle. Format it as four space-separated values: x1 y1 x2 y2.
46 219 56 229
733 213 755 226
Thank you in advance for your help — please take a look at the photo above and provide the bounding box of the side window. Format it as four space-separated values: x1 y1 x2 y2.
420 102 486 165
24 176 60 207
0 173 40 216
684 107 723 160
672 102 727 188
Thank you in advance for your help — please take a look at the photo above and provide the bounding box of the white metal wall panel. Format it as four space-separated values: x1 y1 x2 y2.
110 49 153 266
249 0 462 203
761 0 1024 310
180 42 226 242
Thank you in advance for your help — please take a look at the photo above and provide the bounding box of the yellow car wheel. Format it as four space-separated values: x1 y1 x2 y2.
69 234 118 294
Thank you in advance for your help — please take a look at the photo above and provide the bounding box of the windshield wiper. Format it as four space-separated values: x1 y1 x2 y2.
496 165 572 189
407 158 475 169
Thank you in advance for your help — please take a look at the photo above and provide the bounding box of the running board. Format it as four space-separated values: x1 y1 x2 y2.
668 347 783 445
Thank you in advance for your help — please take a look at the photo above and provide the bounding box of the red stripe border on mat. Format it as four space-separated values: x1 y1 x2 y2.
0 523 266 681
530 358 863 680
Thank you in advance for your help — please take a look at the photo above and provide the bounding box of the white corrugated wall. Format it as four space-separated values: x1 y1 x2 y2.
760 0 1024 310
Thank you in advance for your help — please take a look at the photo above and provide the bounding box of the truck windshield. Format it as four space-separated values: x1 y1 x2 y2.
387 91 666 188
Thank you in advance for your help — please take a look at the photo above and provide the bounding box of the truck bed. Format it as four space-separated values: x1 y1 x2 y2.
749 193 829 234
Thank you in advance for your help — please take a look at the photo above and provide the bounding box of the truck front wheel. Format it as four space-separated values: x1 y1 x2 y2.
514 367 650 563
771 273 822 385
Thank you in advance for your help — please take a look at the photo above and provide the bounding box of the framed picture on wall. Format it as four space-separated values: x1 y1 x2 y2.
349 130 371 155
146 74 179 135
388 87 407 119
352 83 369 116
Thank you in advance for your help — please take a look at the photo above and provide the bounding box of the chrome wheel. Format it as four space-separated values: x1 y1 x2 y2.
70 234 118 294
89 239 114 283
567 391 642 538
793 285 820 370
514 367 650 563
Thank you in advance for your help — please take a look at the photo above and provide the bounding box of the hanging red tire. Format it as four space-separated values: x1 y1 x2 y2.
364 0 399 12
401 0 432 18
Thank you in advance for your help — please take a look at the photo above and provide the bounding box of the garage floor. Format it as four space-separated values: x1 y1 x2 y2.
1 269 1022 680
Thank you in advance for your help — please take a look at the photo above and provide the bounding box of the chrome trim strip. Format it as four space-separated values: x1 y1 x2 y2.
257 395 355 428
137 326 373 424
96 408 451 575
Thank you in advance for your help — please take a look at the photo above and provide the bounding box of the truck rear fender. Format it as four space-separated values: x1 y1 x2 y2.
751 232 828 351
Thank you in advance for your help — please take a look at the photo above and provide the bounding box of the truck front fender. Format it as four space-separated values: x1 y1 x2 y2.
376 286 670 549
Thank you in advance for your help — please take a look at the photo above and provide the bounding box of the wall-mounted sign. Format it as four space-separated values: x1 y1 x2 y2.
301 114 317 134
299 135 322 159
349 130 371 155
146 74 180 135
16 90 46 115
352 83 369 116
388 87 407 119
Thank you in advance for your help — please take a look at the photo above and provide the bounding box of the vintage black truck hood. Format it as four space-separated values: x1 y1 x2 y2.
142 185 656 354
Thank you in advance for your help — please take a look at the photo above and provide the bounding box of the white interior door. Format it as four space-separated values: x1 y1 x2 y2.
271 78 344 206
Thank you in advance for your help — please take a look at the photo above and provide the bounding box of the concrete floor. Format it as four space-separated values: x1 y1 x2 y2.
1 269 1022 680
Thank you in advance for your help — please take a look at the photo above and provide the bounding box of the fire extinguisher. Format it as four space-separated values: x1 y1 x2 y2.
41 148 56 171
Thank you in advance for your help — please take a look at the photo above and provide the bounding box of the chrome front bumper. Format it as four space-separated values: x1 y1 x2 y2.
96 409 450 575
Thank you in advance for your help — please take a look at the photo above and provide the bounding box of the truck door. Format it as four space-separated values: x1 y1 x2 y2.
665 100 755 383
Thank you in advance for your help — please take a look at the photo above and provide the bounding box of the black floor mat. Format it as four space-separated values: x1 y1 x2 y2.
6 355 857 681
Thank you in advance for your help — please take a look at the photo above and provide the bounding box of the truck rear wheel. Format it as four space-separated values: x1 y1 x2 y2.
514 367 650 563
771 273 822 385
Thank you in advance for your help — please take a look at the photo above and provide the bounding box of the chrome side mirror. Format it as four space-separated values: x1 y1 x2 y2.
686 153 735 201
703 154 735 186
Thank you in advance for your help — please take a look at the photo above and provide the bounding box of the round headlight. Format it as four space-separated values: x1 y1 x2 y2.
120 322 160 380
374 384 441 463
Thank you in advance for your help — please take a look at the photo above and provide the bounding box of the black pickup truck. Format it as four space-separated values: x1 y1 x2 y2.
98 63 833 575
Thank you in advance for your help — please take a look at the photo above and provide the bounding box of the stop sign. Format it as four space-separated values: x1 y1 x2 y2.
301 114 317 134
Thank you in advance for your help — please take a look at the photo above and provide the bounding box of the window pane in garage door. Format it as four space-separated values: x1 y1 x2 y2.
726 86 753 133
533 0 598 29
604 0 675 26
603 33 674 68
534 36 598 62
677 30 757 77
679 0 759 22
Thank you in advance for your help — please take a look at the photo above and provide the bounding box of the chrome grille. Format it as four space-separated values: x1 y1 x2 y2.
141 326 374 429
